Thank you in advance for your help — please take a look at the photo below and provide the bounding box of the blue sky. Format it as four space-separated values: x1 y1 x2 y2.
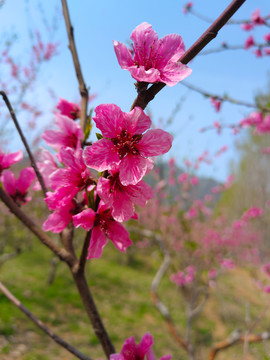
0 0 269 181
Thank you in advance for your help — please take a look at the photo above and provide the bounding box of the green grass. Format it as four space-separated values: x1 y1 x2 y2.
1 239 270 360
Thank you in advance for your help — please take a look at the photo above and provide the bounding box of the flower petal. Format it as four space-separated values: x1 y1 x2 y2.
131 23 158 64
160 62 192 87
138 129 173 157
84 139 120 172
106 220 132 252
87 226 108 259
119 154 148 186
94 104 126 138
124 107 152 135
113 41 134 69
72 208 96 231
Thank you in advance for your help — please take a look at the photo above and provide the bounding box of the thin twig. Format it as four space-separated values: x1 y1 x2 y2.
72 271 116 358
189 8 270 26
181 81 270 113
78 230 92 273
0 186 74 266
200 42 269 55
131 0 247 110
0 91 47 197
209 330 270 360
61 0 88 131
0 281 92 360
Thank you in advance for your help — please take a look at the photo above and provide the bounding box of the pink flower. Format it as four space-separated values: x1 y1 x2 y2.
43 200 76 233
190 176 199 186
2 167 36 206
208 268 217 280
182 2 193 14
97 165 154 222
242 206 263 220
264 48 270 56
264 286 270 294
33 149 58 191
44 148 94 210
251 9 265 25
262 263 270 277
241 23 254 31
0 149 23 175
84 104 173 186
113 22 191 87
178 172 188 183
263 33 270 43
244 35 255 49
210 97 222 112
110 333 171 360
221 259 235 270
56 98 81 120
254 48 262 58
42 113 84 150
72 203 132 259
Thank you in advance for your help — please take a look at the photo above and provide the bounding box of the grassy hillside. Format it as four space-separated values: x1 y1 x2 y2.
1 236 270 360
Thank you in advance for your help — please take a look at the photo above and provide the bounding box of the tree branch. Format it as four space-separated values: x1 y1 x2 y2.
72 271 116 358
209 330 270 360
131 0 247 111
78 230 92 273
0 186 74 266
181 81 270 113
0 91 47 197
61 0 88 131
0 280 92 360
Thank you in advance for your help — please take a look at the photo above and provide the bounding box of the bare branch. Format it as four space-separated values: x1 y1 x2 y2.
61 0 88 131
0 280 92 360
131 0 247 110
72 271 116 358
200 42 269 55
181 81 270 113
209 330 270 360
78 230 92 273
0 91 47 197
0 186 74 266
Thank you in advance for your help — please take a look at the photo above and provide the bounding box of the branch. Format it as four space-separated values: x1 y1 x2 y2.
181 81 270 113
189 8 270 26
0 91 47 197
72 271 116 358
0 186 74 266
78 230 92 273
200 42 269 55
209 330 270 360
150 254 190 353
61 0 88 131
131 0 247 110
0 281 92 360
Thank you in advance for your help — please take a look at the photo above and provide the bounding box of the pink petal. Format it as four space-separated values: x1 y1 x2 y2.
128 66 160 83
96 177 113 206
124 107 152 135
119 154 148 186
131 23 158 64
138 129 173 157
43 202 74 233
138 333 153 359
87 226 108 259
106 220 132 252
111 190 134 222
160 62 192 87
121 337 137 360
94 104 126 138
17 167 36 194
84 139 120 172
72 208 96 231
2 170 16 196
131 181 154 207
113 41 134 69
156 34 186 66
1 150 23 169
110 355 125 360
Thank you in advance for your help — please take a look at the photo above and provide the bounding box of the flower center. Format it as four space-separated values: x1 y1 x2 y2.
111 130 142 159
